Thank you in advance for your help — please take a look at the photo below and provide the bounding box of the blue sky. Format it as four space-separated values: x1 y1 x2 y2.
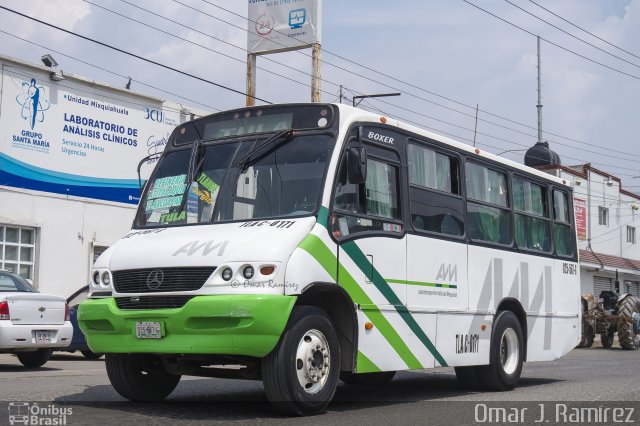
1 0 639 185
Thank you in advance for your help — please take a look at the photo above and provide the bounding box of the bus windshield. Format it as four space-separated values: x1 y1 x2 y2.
136 132 336 227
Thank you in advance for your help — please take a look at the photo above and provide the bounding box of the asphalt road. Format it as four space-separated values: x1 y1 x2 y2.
1 345 639 425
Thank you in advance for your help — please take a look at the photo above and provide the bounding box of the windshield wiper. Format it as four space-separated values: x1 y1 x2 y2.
175 123 204 215
234 129 295 170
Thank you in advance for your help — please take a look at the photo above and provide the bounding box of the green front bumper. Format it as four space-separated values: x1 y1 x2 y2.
78 295 297 357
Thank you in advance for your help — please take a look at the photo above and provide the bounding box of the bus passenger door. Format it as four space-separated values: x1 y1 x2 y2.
332 140 409 371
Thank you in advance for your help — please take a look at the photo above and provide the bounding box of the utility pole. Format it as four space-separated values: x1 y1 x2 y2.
246 53 257 107
339 85 343 103
537 36 543 144
311 43 322 102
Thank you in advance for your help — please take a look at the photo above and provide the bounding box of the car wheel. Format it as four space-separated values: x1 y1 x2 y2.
17 349 53 368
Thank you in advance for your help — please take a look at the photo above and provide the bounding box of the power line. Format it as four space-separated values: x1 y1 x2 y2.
87 0 340 101
0 29 221 114
192 0 640 161
462 0 640 81
504 0 640 70
0 5 273 104
528 0 640 62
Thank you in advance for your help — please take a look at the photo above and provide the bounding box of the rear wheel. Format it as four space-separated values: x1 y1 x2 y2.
17 349 52 368
106 354 181 401
617 296 640 350
262 306 340 416
340 371 395 386
478 311 524 391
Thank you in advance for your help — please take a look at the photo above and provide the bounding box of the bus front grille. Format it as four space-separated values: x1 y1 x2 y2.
112 267 215 293
115 295 195 310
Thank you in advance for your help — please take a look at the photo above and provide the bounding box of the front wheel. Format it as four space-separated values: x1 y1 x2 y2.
17 349 52 368
262 306 340 416
105 354 181 401
478 311 524 391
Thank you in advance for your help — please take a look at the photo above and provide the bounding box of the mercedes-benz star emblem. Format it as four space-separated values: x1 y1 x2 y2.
146 269 164 290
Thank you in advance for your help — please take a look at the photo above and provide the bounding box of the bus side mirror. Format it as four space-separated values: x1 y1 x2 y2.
347 146 367 184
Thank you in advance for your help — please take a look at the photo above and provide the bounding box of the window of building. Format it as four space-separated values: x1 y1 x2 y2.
553 190 575 258
598 206 609 226
627 226 636 244
0 226 36 280
408 143 464 237
466 162 511 245
513 177 551 252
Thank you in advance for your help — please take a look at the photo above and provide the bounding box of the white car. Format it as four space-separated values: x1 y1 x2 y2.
0 270 73 367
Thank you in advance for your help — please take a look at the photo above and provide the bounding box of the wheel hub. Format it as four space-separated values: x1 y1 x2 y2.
296 329 330 393
500 328 519 375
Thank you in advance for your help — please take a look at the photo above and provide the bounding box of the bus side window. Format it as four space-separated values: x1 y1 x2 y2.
408 143 464 237
513 177 552 253
465 162 512 245
553 189 575 257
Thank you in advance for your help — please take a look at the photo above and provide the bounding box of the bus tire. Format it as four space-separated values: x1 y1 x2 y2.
106 354 181 401
339 371 395 386
17 349 52 368
478 311 524 391
454 366 482 390
261 306 340 416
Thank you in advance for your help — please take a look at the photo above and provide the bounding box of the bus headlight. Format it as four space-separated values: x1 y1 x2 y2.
221 267 233 281
243 266 254 279
93 271 101 285
101 271 111 286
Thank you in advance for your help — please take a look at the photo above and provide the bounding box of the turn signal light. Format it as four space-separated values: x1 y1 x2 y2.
365 322 374 331
260 266 275 276
65 303 70 322
0 301 9 320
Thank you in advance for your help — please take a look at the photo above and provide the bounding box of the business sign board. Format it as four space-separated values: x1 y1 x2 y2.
247 0 322 54
574 198 587 240
0 66 185 204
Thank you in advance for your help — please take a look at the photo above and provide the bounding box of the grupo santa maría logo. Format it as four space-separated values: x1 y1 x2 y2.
16 78 50 130
8 402 73 425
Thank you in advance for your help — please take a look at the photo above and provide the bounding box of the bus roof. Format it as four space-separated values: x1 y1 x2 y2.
334 103 569 188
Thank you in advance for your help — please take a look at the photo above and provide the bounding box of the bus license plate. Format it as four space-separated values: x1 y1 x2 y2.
34 330 53 343
135 322 161 339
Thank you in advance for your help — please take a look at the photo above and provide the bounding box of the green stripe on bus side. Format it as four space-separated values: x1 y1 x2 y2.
386 279 458 289
341 241 448 367
356 351 382 373
297 235 424 370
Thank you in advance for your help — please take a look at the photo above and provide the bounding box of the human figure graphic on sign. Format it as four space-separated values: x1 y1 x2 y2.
16 78 50 130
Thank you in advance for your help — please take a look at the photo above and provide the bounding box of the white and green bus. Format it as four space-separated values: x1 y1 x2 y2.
79 103 580 415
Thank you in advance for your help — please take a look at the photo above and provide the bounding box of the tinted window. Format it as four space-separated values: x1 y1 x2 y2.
466 162 511 244
553 189 575 257
408 144 459 194
0 272 37 292
466 162 508 207
513 178 551 252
